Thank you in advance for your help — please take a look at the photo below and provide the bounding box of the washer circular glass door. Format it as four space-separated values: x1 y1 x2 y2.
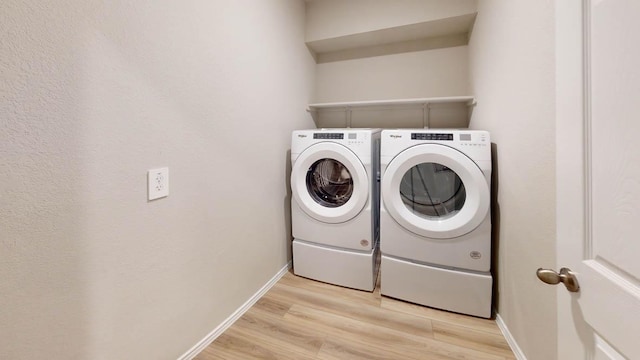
292 142 369 224
306 158 354 208
382 144 490 238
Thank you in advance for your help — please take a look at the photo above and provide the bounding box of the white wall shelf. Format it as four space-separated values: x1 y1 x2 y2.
306 13 477 63
308 96 476 110
308 96 476 129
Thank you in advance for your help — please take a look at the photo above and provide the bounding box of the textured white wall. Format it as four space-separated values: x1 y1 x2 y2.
469 1 557 359
307 0 472 104
305 0 477 41
0 1 314 359
315 46 470 103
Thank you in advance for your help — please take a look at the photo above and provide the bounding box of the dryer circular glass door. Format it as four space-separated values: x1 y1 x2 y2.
291 142 369 224
382 144 490 238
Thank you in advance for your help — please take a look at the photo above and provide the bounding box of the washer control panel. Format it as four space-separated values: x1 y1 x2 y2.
311 131 367 146
313 133 344 139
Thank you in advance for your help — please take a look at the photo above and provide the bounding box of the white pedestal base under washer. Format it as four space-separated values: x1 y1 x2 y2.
380 129 493 318
291 129 381 291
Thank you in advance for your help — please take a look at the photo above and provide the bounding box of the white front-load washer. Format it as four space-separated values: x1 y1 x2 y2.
291 128 380 291
380 129 493 318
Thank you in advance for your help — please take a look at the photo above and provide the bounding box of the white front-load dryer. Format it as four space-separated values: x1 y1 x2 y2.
380 129 493 318
291 128 380 291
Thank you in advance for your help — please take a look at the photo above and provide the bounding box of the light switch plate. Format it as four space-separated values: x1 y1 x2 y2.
148 167 169 200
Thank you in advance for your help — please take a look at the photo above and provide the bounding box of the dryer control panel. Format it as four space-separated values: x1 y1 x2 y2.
456 132 490 150
382 130 491 162
411 133 454 141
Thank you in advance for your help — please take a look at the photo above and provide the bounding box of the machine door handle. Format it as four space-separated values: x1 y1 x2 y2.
536 267 580 292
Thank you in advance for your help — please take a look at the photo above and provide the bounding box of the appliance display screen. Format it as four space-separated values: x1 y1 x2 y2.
314 133 344 139
459 134 472 141
411 133 453 141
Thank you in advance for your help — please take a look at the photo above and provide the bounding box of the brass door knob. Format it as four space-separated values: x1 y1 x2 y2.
536 267 580 292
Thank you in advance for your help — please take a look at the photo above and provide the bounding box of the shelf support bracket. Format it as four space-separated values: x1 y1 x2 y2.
345 106 352 128
422 103 431 129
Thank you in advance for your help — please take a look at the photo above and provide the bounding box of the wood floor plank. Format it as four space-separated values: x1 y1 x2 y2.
317 336 428 360
432 321 516 359
251 293 292 318
277 272 381 307
231 307 325 356
268 281 433 337
193 345 227 360
196 273 516 360
285 304 507 360
380 295 502 335
196 330 313 360
284 304 445 360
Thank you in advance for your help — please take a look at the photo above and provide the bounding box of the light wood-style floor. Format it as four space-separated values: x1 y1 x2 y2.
195 271 515 360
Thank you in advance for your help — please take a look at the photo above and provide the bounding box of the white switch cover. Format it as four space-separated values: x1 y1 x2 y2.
148 167 169 200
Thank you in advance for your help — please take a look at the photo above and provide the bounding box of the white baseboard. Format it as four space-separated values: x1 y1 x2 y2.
177 262 292 360
496 314 527 360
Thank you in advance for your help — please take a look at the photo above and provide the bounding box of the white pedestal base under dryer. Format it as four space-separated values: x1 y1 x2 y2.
380 129 493 318
291 128 381 291
381 256 492 318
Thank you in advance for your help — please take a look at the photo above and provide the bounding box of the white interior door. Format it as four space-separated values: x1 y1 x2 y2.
556 0 640 359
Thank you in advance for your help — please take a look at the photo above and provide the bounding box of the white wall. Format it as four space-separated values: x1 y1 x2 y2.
468 1 557 359
315 46 469 103
305 0 477 41
0 1 314 359
307 0 473 103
